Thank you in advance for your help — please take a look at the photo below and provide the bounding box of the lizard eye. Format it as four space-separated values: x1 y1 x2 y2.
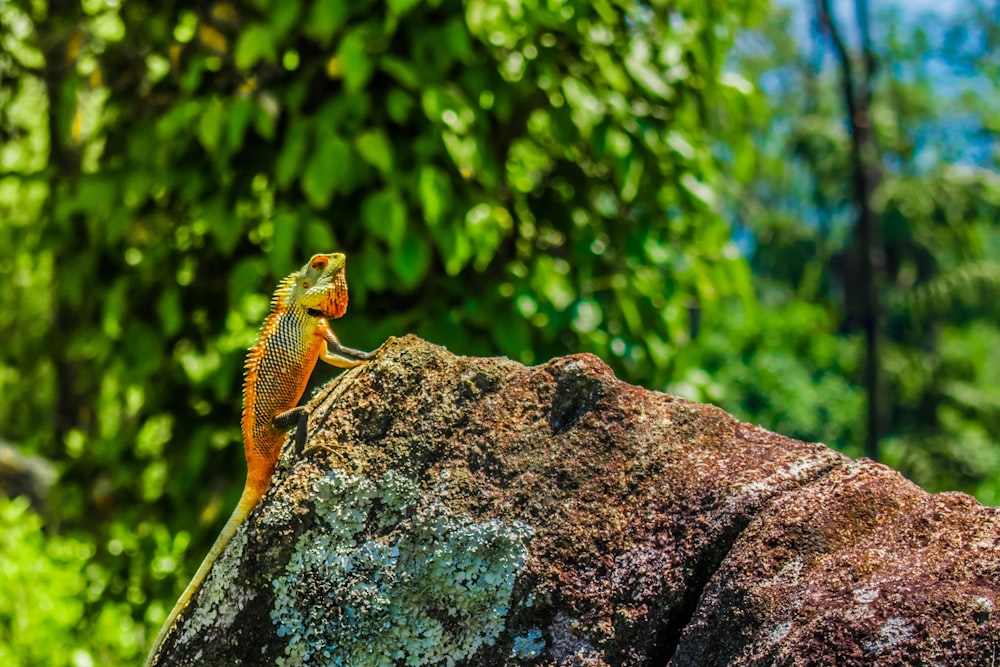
302 279 311 289
311 256 329 271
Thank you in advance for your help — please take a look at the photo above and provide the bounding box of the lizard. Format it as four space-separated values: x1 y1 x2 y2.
144 252 372 665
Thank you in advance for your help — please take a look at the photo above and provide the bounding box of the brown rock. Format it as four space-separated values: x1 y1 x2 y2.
150 335 1000 666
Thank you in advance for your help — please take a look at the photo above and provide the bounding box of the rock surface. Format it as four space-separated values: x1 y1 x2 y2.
149 335 1000 666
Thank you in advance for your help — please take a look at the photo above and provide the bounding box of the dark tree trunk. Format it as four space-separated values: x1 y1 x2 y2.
817 0 884 461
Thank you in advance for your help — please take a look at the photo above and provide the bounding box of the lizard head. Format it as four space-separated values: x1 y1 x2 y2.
294 253 350 319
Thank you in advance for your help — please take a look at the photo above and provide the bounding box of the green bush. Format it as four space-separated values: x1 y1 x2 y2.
0 496 139 666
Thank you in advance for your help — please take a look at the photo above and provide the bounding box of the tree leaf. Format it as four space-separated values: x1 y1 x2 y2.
304 0 348 45
226 97 254 154
204 196 242 256
269 2 300 41
381 56 421 89
386 89 414 124
276 122 310 189
355 129 394 175
390 229 431 290
362 188 407 248
301 133 352 208
338 30 373 92
234 24 277 70
197 99 225 152
157 288 183 337
418 165 452 227
303 217 336 251
269 208 298 277
388 0 423 17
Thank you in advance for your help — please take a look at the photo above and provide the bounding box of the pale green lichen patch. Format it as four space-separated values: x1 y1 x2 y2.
270 469 534 666
511 629 545 659
863 617 914 656
178 526 251 645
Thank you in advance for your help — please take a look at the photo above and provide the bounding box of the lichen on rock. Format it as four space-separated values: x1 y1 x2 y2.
176 522 252 648
270 468 534 666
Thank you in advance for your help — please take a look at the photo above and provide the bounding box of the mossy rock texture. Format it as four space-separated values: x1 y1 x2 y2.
148 335 1000 666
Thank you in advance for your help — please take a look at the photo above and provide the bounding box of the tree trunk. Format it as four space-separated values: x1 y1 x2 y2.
817 0 884 461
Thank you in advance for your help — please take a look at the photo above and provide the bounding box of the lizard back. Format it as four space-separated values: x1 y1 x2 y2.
241 275 325 489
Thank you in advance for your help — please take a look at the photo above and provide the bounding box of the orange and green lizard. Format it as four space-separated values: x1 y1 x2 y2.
145 252 371 665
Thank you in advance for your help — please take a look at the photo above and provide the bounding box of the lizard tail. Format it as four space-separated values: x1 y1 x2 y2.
143 483 262 666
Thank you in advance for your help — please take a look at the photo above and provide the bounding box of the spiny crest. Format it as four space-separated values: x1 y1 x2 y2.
242 273 298 379
270 273 299 312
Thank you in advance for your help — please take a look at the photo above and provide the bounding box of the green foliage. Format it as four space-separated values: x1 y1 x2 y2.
727 1 1000 497
881 322 1000 505
0 0 767 657
0 496 141 666
675 301 865 455
1 0 997 660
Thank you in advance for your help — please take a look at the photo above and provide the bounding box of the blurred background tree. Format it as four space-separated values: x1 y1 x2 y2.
714 0 1000 499
0 0 996 663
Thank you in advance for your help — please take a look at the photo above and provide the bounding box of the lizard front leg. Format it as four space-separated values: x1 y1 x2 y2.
272 322 371 458
274 321 371 453
317 319 373 367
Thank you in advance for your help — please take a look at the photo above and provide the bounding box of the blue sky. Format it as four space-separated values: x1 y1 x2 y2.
783 0 965 43
772 0 994 168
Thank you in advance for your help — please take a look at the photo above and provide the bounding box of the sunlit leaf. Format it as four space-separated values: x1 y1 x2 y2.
382 56 421 89
304 0 348 45
338 30 373 92
362 188 407 248
390 229 431 289
388 0 423 16
276 122 310 188
197 100 225 152
301 133 352 208
269 208 298 276
418 165 452 227
226 97 254 153
157 288 183 337
234 23 277 70
355 129 394 175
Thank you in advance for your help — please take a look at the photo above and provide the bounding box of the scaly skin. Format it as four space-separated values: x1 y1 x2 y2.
145 253 371 666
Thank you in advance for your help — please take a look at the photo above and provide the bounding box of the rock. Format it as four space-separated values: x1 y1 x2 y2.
148 335 1000 666
0 441 56 516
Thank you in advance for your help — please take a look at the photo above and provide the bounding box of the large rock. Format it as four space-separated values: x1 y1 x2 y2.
148 335 1000 666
